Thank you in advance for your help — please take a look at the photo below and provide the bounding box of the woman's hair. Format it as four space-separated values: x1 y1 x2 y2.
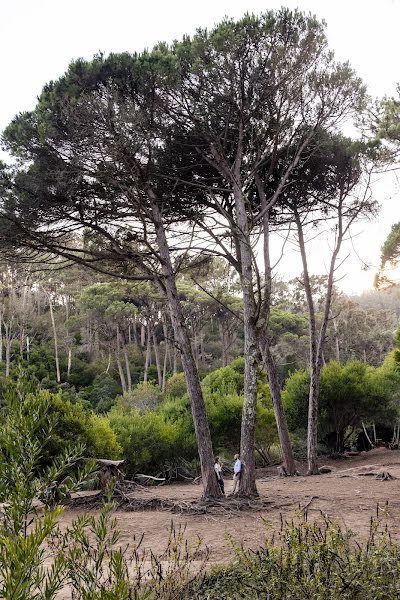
215 456 219 462
234 454 239 459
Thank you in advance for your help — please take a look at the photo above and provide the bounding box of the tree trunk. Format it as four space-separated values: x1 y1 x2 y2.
261 339 297 475
219 322 228 368
5 323 11 378
332 314 340 362
233 181 259 497
67 348 72 377
258 192 296 476
162 316 169 391
123 346 132 392
48 296 61 384
26 335 30 363
295 208 343 475
143 322 151 382
116 326 127 393
152 327 163 388
0 309 3 365
150 195 220 498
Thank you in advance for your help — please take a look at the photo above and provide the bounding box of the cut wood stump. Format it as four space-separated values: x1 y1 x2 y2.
96 459 125 491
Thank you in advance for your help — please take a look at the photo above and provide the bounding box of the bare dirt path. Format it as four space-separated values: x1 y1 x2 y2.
61 447 400 564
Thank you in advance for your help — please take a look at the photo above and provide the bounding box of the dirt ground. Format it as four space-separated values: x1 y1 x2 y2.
61 447 400 564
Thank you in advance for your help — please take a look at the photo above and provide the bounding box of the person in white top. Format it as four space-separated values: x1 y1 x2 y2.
232 453 242 494
214 456 225 495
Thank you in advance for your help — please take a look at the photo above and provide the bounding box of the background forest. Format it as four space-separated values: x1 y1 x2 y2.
1 258 399 477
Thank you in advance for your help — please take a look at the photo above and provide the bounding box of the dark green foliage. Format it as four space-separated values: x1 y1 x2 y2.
284 360 397 452
77 374 121 413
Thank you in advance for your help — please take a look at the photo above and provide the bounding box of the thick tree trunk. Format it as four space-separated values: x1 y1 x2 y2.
150 196 220 498
48 297 61 384
233 181 259 497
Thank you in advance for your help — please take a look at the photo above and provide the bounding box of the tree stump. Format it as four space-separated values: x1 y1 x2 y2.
96 459 125 491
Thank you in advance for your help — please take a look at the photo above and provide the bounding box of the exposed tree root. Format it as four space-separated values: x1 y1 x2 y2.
69 490 273 515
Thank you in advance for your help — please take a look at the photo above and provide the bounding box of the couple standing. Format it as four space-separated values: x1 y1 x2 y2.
214 454 242 495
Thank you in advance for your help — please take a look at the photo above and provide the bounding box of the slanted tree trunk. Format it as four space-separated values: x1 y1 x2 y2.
150 195 220 498
257 188 296 476
48 296 61 384
116 326 127 394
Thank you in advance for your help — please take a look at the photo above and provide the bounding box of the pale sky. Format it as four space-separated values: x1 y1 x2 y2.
1 0 399 293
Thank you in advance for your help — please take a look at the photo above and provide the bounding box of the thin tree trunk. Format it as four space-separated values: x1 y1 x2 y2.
261 339 297 475
150 195 220 498
48 296 61 384
332 314 340 362
123 346 132 392
295 207 343 475
143 322 151 383
162 316 169 391
152 327 163 388
26 335 30 363
5 323 11 378
219 322 228 367
0 309 3 365
67 348 72 377
258 188 297 476
106 352 111 374
116 327 127 394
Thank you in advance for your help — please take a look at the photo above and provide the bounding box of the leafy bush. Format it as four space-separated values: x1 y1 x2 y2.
284 360 397 453
165 372 187 399
108 408 187 475
115 381 164 413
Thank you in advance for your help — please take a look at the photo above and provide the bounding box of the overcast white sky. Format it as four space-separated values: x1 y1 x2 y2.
1 0 399 293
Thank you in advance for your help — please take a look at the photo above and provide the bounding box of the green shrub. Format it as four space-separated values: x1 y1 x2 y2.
115 381 164 413
108 408 185 475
